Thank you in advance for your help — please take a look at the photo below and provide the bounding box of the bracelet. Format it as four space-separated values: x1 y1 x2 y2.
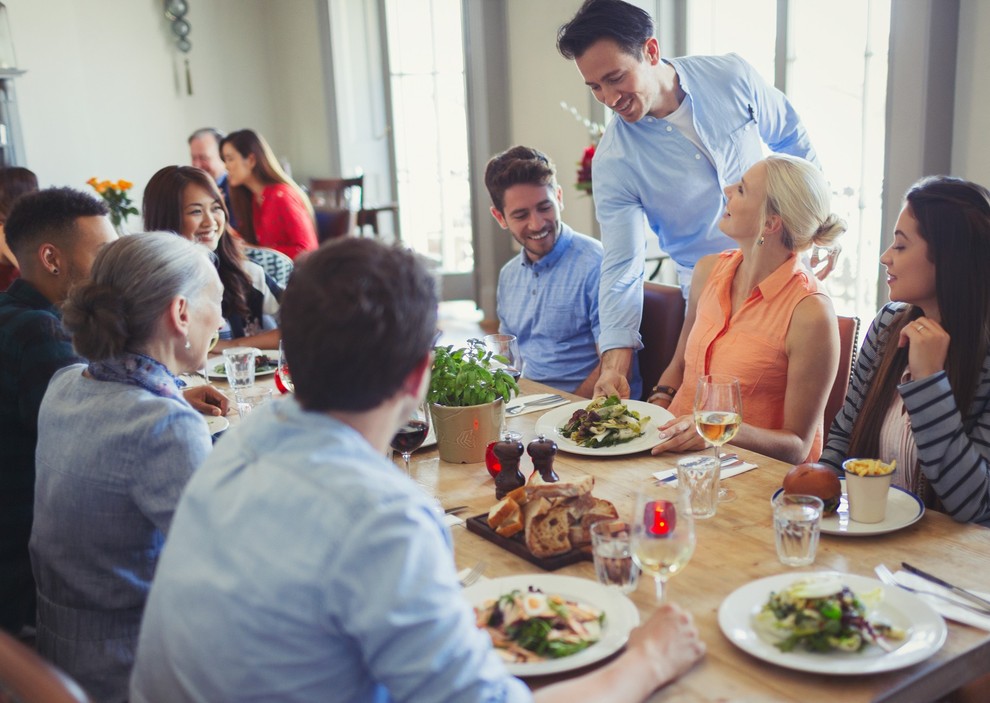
651 384 677 397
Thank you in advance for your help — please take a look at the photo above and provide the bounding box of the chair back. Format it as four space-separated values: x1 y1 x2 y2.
310 177 364 242
243 245 294 289
824 315 860 435
0 630 92 703
638 282 686 401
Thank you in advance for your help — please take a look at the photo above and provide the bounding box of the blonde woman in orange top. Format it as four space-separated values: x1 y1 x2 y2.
648 154 844 464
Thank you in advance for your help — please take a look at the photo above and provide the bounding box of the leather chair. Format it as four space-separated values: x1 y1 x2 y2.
0 630 91 702
310 176 364 242
824 315 861 436
638 282 686 401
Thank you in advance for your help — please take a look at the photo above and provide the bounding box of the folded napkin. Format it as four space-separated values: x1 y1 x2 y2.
890 569 990 631
653 457 758 486
505 393 569 416
443 512 465 528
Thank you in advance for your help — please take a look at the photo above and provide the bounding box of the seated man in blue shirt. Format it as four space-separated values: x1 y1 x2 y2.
486 145 640 398
557 0 833 400
131 237 704 703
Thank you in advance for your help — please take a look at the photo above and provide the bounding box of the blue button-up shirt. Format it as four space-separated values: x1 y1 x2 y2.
132 398 531 703
593 53 818 353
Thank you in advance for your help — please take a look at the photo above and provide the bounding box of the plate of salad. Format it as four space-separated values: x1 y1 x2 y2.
718 572 946 674
464 574 639 676
535 397 673 456
207 350 279 380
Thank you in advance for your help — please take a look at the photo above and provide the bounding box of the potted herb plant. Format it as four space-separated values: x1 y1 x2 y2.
428 339 520 463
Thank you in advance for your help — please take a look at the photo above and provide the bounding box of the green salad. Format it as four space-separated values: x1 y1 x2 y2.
559 395 650 448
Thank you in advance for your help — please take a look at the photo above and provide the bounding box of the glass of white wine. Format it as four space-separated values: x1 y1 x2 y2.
201 330 221 381
630 483 695 604
694 374 742 503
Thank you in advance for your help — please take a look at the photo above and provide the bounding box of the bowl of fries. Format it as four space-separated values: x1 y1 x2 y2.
842 458 897 523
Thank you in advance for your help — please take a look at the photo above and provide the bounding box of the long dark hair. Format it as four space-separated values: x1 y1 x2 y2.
0 167 39 222
848 176 990 457
143 165 252 319
219 129 313 245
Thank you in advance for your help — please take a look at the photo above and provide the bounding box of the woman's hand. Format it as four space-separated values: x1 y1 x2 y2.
898 316 950 380
182 385 230 416
650 414 704 455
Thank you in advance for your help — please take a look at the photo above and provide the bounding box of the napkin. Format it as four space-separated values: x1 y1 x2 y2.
890 569 990 631
505 393 569 416
653 457 758 486
443 512 465 528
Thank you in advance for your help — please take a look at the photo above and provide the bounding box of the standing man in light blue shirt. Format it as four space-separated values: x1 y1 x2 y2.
130 237 704 703
557 0 835 399
487 145 640 398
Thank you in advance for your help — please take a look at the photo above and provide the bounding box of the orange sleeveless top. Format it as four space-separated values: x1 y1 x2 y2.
669 250 827 461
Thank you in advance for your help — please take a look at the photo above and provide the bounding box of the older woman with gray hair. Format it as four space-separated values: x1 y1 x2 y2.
29 232 224 703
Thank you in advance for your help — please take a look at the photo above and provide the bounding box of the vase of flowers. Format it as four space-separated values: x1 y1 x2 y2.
561 101 605 194
87 177 139 234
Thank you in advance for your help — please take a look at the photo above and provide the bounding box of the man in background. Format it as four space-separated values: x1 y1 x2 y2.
486 145 640 398
188 127 235 226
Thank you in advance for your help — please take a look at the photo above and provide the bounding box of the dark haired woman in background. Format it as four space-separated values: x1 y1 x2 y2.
220 129 317 260
0 167 39 290
144 165 280 352
30 233 222 702
821 176 990 525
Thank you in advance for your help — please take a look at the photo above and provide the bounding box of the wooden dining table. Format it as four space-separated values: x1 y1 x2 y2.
218 374 990 702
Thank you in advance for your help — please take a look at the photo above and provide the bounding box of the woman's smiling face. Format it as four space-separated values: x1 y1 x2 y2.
180 183 226 252
880 204 937 314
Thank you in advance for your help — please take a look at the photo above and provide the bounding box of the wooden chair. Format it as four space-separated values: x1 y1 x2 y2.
638 282 686 401
310 177 364 242
824 315 861 435
0 630 92 702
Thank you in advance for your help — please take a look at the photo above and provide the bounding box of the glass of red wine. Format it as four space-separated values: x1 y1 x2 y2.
274 339 294 394
390 401 431 475
483 334 523 382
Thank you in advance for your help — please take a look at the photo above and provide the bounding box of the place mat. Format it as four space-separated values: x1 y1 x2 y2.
505 393 569 417
465 513 591 571
653 457 758 486
891 569 990 631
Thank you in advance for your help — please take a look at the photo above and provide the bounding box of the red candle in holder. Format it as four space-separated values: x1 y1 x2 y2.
485 441 501 478
645 500 676 536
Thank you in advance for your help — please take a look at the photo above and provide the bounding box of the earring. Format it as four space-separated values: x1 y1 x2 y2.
757 235 765 246
51 267 59 275
184 337 192 350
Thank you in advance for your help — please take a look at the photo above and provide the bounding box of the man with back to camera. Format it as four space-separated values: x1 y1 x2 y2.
0 188 227 637
557 0 836 400
486 145 641 398
130 236 705 703
189 126 235 226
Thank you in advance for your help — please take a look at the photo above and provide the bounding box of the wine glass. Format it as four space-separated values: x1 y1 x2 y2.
200 330 221 381
694 374 742 503
483 334 523 383
275 340 294 394
630 484 695 603
390 401 431 475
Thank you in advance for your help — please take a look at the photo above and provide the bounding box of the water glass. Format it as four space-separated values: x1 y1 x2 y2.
677 455 719 519
235 387 272 419
590 520 641 593
773 493 823 566
223 347 257 391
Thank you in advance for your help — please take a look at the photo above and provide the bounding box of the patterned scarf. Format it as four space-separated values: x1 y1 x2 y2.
87 352 185 402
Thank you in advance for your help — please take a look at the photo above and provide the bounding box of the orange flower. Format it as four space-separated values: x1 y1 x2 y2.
97 180 112 193
86 176 98 187
116 179 133 191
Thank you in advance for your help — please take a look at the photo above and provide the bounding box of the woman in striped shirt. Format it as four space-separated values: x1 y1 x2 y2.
821 176 990 525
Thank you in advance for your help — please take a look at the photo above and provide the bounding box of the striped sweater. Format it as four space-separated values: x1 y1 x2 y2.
821 303 990 526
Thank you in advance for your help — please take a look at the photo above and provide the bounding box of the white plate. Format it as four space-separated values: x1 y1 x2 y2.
718 571 947 675
771 479 924 536
463 574 639 677
535 400 673 456
205 415 229 435
207 349 279 379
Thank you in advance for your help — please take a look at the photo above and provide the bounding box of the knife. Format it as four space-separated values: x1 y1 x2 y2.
444 505 468 515
901 562 990 612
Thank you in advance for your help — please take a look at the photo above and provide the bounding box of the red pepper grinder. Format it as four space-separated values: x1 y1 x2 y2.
528 434 559 483
493 436 525 499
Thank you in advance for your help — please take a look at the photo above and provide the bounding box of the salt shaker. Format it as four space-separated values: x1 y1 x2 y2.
493 436 525 499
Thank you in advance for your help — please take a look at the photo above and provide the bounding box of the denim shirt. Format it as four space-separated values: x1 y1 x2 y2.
30 364 211 703
593 53 818 353
132 399 531 703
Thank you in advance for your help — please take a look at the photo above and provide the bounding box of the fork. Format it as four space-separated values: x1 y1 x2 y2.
875 564 990 616
505 394 565 415
459 560 487 587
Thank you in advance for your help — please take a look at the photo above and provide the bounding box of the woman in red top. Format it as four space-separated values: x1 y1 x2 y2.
219 130 317 260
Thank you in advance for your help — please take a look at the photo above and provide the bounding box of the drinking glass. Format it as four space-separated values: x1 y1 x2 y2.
694 374 742 503
275 340 294 394
223 347 258 392
631 484 695 603
591 520 641 593
773 493 823 566
200 330 221 380
483 334 523 382
390 401 431 475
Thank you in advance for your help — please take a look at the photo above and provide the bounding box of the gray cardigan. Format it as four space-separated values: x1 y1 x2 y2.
821 303 990 526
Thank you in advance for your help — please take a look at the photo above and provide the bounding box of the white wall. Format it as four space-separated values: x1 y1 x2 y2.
952 0 990 186
5 0 328 222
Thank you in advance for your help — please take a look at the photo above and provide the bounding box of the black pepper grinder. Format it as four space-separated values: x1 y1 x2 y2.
493 436 525 499
528 434 559 483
